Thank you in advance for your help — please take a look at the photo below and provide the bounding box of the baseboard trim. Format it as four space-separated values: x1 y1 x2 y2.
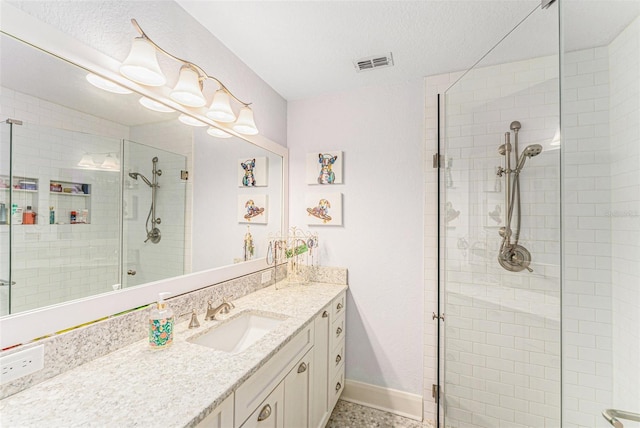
341 379 423 421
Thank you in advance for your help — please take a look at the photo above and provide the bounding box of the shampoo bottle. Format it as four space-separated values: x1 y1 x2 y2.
149 292 174 349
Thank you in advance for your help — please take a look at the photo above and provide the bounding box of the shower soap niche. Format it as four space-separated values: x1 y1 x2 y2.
49 180 91 224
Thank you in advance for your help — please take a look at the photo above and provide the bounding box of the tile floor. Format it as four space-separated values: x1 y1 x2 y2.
326 400 432 428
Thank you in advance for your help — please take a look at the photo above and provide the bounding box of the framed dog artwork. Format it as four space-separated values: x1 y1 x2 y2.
238 157 268 187
238 194 268 224
305 151 343 185
305 193 343 226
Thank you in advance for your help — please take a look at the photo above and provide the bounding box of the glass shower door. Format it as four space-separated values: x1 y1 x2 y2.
440 2 561 426
121 140 187 288
0 121 12 316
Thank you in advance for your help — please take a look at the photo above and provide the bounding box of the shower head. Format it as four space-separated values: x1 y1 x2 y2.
515 144 543 171
128 172 153 187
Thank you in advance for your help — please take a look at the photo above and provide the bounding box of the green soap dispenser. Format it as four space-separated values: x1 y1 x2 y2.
149 292 174 349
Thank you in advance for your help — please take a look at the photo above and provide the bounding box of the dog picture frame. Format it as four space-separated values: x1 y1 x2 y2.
237 194 268 224
305 193 343 226
238 156 268 187
305 151 343 185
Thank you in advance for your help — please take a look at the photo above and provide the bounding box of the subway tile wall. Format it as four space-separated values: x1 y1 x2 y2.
424 17 639 428
1 88 127 314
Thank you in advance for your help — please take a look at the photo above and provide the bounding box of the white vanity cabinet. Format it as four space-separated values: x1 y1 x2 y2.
283 349 314 427
240 382 285 428
196 394 235 428
310 291 346 428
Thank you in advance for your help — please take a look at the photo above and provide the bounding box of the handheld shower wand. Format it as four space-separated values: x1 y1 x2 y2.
129 157 162 244
496 123 541 273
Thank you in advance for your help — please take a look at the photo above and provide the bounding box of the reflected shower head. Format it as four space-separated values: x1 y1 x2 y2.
515 144 543 171
128 172 153 187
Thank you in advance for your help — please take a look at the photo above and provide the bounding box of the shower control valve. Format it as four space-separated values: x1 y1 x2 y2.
496 166 505 177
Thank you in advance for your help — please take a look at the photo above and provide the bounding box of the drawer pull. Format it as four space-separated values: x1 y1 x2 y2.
336 302 344 311
297 362 308 373
335 354 342 364
257 404 272 422
336 326 343 336
336 382 342 392
322 310 329 318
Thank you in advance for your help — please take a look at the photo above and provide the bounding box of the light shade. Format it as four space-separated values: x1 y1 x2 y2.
170 65 206 107
86 73 133 94
78 154 95 168
101 154 119 170
139 97 175 113
178 113 207 127
207 126 232 139
120 37 166 86
206 90 236 123
232 106 259 135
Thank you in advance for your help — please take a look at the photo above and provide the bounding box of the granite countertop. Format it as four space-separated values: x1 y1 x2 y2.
0 282 347 427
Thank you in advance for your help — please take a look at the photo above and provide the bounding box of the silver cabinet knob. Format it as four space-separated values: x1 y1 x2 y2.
336 354 342 364
336 302 343 310
127 269 136 276
336 326 343 336
336 382 342 392
322 310 328 318
297 362 307 373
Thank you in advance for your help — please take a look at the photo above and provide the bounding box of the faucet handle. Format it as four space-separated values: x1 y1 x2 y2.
188 309 200 329
223 295 235 309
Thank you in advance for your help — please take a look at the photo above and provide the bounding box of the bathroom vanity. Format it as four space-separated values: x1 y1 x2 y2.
0 282 347 428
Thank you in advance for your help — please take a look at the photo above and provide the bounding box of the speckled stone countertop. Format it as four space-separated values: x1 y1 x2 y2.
0 282 347 428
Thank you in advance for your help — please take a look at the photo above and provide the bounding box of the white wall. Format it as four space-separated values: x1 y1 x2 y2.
288 80 425 396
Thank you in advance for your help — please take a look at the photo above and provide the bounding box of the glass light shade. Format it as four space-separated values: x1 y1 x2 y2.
78 154 95 168
206 90 236 123
120 37 166 86
139 97 175 113
170 65 206 107
178 113 207 127
207 126 232 139
101 154 119 170
232 106 259 135
86 73 132 94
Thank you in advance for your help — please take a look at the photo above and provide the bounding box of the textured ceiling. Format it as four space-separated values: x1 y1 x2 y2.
177 0 640 101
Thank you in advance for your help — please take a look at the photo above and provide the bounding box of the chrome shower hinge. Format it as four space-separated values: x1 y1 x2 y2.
433 153 443 169
180 170 189 180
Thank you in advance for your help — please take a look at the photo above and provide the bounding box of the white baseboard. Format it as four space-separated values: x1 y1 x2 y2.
341 379 423 421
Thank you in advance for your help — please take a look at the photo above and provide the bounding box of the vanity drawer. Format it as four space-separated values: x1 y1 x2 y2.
330 311 345 351
239 381 284 428
330 339 345 379
235 324 314 427
329 364 345 411
331 292 346 319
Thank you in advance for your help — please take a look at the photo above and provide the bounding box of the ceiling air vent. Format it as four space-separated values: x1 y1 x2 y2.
354 53 394 72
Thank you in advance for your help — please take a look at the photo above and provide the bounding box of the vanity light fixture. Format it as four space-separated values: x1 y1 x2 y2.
178 113 208 127
139 97 175 113
207 126 233 139
77 153 96 168
77 153 120 170
86 73 133 94
120 19 259 135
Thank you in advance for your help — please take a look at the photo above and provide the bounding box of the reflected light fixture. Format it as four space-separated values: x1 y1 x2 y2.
78 154 96 168
178 113 207 127
86 73 133 94
101 154 119 170
207 126 232 139
119 19 259 135
139 97 175 113
233 106 259 135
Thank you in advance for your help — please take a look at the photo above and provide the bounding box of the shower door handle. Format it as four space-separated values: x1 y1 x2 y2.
0 279 15 286
602 409 640 428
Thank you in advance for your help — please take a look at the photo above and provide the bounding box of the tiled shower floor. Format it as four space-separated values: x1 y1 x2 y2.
326 400 432 428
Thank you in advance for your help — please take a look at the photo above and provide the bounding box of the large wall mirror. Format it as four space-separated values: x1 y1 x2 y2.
0 9 287 347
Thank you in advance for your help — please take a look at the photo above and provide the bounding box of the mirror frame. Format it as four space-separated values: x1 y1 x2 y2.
0 4 289 349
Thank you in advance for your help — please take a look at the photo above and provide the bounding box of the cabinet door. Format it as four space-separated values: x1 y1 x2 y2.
241 382 284 428
196 394 234 428
284 349 314 428
311 307 330 428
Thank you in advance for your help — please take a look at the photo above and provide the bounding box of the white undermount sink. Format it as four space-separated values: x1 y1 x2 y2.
189 311 286 353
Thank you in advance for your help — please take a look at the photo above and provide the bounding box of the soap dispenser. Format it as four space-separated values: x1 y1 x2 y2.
149 292 174 349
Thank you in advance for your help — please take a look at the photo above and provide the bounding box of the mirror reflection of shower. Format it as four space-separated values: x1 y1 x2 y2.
495 121 542 272
129 156 162 244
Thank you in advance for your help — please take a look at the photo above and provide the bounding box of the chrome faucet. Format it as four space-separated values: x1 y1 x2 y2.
205 298 233 321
